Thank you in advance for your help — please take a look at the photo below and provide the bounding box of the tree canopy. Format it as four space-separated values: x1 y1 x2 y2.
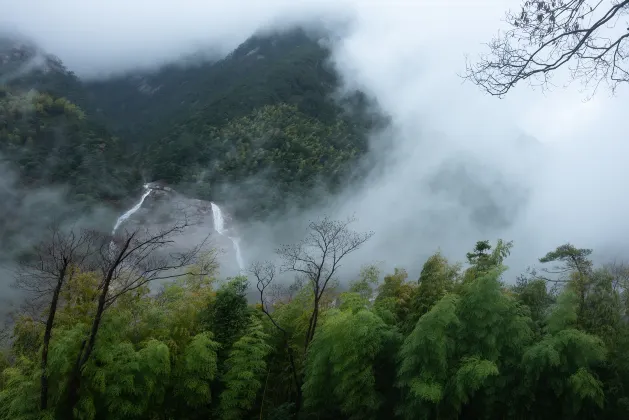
1 219 628 419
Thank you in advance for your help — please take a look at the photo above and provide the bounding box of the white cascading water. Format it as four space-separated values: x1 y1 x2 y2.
211 202 245 273
112 184 152 235
110 185 245 273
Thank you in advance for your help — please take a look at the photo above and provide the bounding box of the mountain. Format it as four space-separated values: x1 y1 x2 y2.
0 28 384 223
82 28 383 219
0 36 139 206
0 36 86 104
84 28 366 139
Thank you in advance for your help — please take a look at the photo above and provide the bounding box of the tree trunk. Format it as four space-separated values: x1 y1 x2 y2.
64 339 86 418
66 240 127 414
304 298 320 351
285 342 302 418
40 263 67 410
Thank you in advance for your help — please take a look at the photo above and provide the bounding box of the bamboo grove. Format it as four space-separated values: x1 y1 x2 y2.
1 216 628 420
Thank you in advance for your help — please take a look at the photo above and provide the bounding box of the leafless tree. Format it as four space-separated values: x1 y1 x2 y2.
11 224 97 410
464 0 629 97
65 217 213 415
603 259 629 292
250 261 302 413
249 216 373 417
276 216 373 350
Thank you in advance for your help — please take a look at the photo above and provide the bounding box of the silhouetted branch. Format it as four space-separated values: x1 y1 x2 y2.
250 259 301 414
251 260 286 334
464 0 629 97
276 215 374 350
604 259 629 291
11 223 99 411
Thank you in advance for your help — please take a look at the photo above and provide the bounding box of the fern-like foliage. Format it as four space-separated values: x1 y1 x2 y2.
398 267 533 419
172 332 220 408
0 356 40 420
218 315 272 420
522 290 607 417
397 294 460 420
303 308 392 420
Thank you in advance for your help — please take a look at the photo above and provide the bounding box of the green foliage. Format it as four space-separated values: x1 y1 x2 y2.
512 275 554 336
147 103 364 220
522 290 607 417
405 252 460 332
0 90 138 203
375 268 415 326
348 264 381 301
397 295 460 419
172 332 220 408
218 316 272 420
463 239 513 283
1 235 629 419
0 357 40 420
303 308 394 420
9 316 42 359
202 276 251 356
2 41 629 417
539 244 593 274
2 30 381 229
398 266 533 419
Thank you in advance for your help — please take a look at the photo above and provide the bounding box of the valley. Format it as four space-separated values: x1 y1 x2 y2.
1 4 628 418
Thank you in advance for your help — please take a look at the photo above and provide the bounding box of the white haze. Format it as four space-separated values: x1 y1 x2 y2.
3 0 629 280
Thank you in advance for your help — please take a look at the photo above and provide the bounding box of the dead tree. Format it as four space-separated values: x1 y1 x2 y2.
464 0 629 97
605 259 629 293
250 217 372 417
276 216 373 351
12 225 97 411
250 261 302 415
64 218 212 415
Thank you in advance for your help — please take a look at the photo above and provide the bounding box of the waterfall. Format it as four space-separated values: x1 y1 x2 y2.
110 185 245 274
112 184 152 235
211 202 245 273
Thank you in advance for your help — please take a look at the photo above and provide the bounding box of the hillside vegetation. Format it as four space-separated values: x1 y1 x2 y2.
1 28 382 220
1 220 628 419
3 24 626 420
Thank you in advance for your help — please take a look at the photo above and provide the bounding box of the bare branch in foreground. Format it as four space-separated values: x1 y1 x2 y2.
464 0 629 97
276 215 374 350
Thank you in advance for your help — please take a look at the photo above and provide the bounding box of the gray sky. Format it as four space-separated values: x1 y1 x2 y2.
2 0 629 278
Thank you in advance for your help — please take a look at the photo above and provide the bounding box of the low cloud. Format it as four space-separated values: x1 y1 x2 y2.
2 0 628 282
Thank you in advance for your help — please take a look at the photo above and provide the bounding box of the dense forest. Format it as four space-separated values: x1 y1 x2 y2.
0 217 628 419
2 8 629 419
0 29 383 221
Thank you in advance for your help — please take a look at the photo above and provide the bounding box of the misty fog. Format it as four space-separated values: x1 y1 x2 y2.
2 0 629 285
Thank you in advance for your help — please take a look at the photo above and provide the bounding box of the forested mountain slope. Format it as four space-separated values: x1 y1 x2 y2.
1 29 382 221
2 22 629 420
84 29 370 137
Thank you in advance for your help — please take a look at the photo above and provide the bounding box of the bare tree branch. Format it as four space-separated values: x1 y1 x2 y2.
464 0 629 97
250 260 302 414
11 223 98 411
65 215 212 415
248 216 372 417
251 261 288 334
276 215 373 350
603 259 629 292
